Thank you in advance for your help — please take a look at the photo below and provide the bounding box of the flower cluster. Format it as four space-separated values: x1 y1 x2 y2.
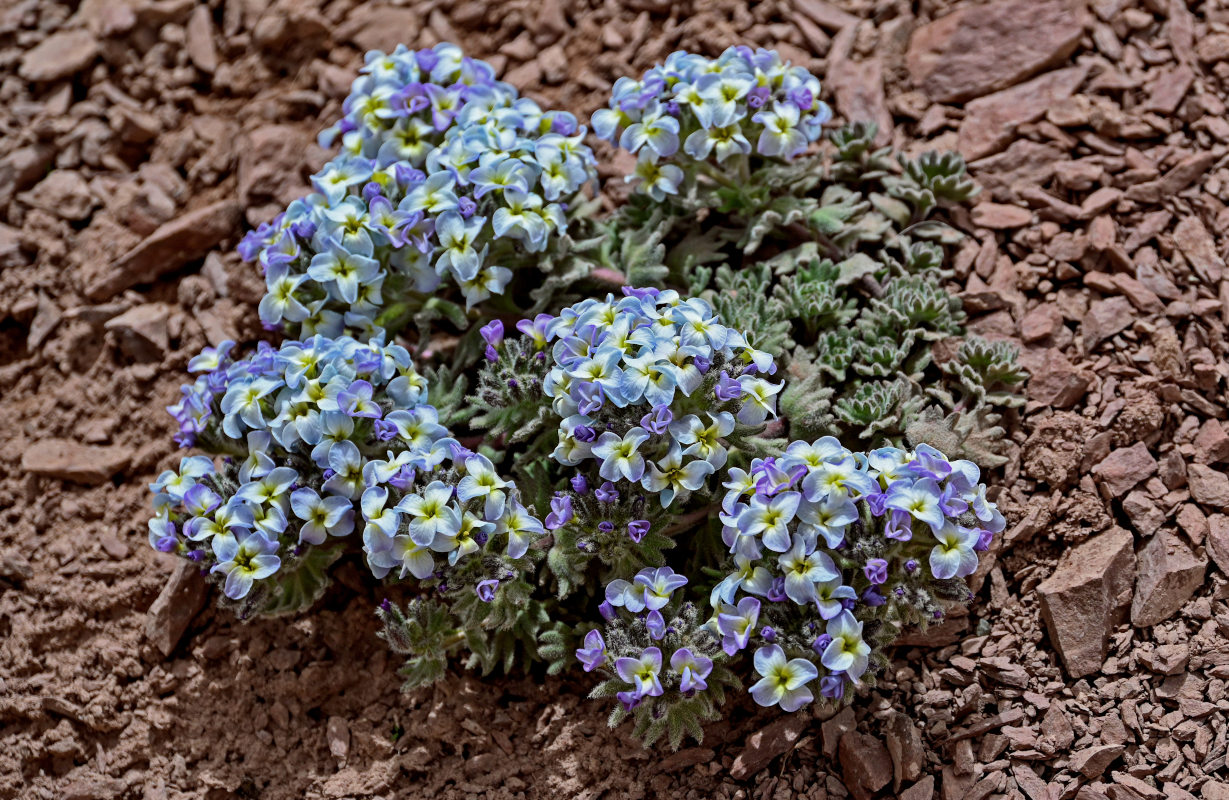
537 288 781 508
592 47 831 199
360 447 547 586
153 335 448 611
239 42 597 337
704 439 1003 709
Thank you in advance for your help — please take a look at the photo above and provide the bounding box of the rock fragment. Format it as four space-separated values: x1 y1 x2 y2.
326 716 350 761
729 713 808 779
971 202 1033 229
104 303 171 362
85 200 240 301
821 705 855 757
838 732 893 800
1037 527 1135 677
1209 515 1229 575
1188 464 1229 510
958 65 1088 161
906 0 1084 102
145 562 209 658
1092 442 1157 497
186 5 219 74
1022 348 1092 408
1131 530 1206 628
18 171 97 222
1081 296 1134 348
1070 744 1124 779
1193 420 1229 464
21 439 133 485
884 711 925 789
18 29 100 82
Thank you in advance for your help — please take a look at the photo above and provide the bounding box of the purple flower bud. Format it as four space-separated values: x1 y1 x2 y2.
322 469 337 481
480 319 504 348
974 529 994 552
570 474 589 494
812 634 832 655
290 218 316 240
617 690 642 712
186 549 204 562
895 586 905 597
840 597 857 611
545 494 574 530
576 381 605 416
693 355 711 374
627 519 650 543
595 481 619 503
665 100 681 116
789 87 813 111
767 577 787 603
379 598 392 613
474 528 489 546
621 286 660 301
864 558 889 586
646 610 666 640
640 405 673 435
598 521 615 533
389 466 415 491
374 419 398 441
820 673 845 699
905 559 919 574
933 610 944 620
484 345 498 362
862 587 886 607
599 600 615 621
760 626 777 643
714 371 742 402
507 378 519 390
362 181 383 202
573 425 597 443
476 579 499 602
458 195 478 218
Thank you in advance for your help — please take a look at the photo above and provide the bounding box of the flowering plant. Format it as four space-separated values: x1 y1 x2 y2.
238 43 599 345
154 335 448 615
144 43 1013 752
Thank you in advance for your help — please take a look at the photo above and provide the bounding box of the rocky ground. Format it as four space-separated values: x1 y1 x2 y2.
1 0 1228 798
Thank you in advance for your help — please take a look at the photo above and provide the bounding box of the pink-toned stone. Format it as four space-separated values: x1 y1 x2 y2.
958 65 1088 160
1131 530 1207 628
1092 442 1158 497
839 732 893 800
1194 420 1229 464
1207 515 1229 576
1037 527 1135 678
907 0 1085 102
1188 464 1229 510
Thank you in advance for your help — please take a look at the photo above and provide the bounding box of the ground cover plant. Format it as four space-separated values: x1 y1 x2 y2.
11 1 1229 798
147 43 1021 749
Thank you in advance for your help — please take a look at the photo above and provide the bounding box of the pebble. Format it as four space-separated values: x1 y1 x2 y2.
1131 530 1207 628
21 438 132 485
145 562 209 658
18 29 100 82
1037 527 1135 677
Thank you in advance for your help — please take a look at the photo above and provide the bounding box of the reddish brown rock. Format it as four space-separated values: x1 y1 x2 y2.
958 65 1088 160
1037 527 1135 677
1188 464 1229 510
145 561 210 658
839 732 893 800
1209 515 1229 576
821 706 855 758
1020 348 1090 408
1019 303 1064 343
884 711 925 789
729 713 807 779
971 202 1033 229
1081 296 1135 349
1092 443 1158 497
906 0 1084 102
1070 744 1124 779
18 29 99 82
21 438 133 485
900 775 935 800
1194 420 1229 464
1131 530 1207 628
85 200 240 301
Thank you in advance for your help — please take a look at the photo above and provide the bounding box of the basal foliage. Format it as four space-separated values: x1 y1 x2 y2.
145 44 1024 751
